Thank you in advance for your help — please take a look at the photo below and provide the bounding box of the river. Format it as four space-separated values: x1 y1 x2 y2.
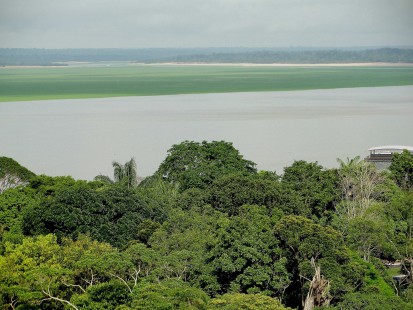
0 86 412 180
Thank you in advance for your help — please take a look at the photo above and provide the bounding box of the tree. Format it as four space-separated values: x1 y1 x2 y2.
148 208 220 286
137 174 179 217
0 234 71 309
345 204 397 261
336 157 392 219
23 185 163 247
0 157 35 181
303 258 331 310
93 174 114 184
281 161 339 221
335 291 413 310
205 173 286 216
208 293 290 310
157 141 256 191
70 280 131 309
130 279 209 310
385 191 413 284
274 215 355 308
60 234 116 291
0 157 35 194
205 205 289 297
28 174 91 197
113 157 138 188
389 150 413 190
0 187 38 246
0 234 135 309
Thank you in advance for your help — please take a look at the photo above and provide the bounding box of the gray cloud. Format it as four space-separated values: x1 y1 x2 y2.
0 0 412 48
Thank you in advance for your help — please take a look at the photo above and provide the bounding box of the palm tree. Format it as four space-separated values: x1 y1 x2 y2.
337 156 362 171
112 157 138 188
123 157 138 188
112 161 125 183
93 174 114 184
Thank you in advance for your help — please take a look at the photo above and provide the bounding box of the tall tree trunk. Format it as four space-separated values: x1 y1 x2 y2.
303 258 331 310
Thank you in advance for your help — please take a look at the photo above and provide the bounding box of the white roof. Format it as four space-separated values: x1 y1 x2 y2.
368 145 413 152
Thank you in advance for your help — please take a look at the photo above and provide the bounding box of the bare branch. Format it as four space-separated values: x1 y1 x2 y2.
42 283 79 310
62 282 86 293
108 273 132 293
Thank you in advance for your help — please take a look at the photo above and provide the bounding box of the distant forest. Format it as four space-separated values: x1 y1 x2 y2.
1 47 413 66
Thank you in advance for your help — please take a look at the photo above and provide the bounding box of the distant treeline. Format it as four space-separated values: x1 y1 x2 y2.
1 47 413 65
169 48 413 64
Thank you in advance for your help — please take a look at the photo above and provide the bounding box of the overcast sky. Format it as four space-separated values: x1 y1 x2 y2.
0 0 412 48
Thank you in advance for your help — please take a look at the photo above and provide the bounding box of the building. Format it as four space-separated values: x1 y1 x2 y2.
365 145 413 170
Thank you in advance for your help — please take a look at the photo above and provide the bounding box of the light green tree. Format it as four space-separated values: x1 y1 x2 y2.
336 156 391 219
345 204 395 261
208 293 290 310
0 234 73 309
130 279 209 310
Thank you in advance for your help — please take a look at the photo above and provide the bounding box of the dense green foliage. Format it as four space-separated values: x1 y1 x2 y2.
0 141 412 309
22 185 165 248
0 157 36 194
157 141 256 192
208 293 290 310
281 161 339 221
0 157 35 180
390 149 413 190
1 65 413 101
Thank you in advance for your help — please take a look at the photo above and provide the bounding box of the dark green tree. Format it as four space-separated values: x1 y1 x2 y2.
0 187 38 247
205 173 284 216
157 141 256 191
137 174 178 217
389 150 413 190
334 291 413 310
205 205 288 296
71 280 131 310
22 185 163 247
274 215 358 308
281 161 339 221
385 191 413 284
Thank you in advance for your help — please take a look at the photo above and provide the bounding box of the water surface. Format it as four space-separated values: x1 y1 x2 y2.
1 86 412 180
